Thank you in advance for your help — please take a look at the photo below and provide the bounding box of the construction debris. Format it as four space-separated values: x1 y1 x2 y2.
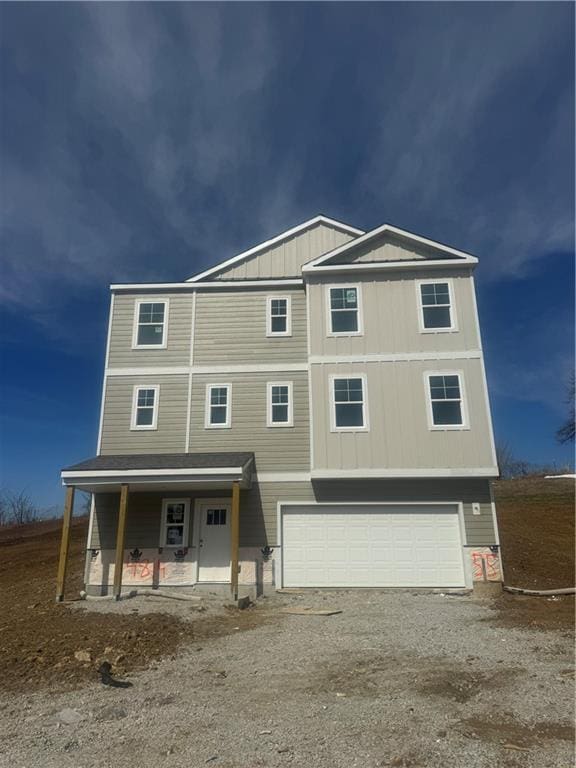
281 607 342 616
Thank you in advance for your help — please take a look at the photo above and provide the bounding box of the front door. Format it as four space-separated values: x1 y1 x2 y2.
197 501 232 582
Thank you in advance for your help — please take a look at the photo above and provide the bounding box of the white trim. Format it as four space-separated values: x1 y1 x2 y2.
186 216 364 282
185 292 196 452
131 299 169 349
329 373 369 432
205 383 232 429
130 384 160 431
309 350 482 365
96 293 114 454
416 278 458 334
309 468 498 479
106 366 190 376
254 472 311 482
62 467 245 479
325 283 364 337
424 370 469 431
160 498 191 549
302 222 478 271
305 283 315 471
111 280 304 291
266 295 292 337
304 260 476 276
192 362 308 374
266 381 294 427
470 275 498 469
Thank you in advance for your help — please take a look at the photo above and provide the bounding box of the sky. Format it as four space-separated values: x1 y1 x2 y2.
0 2 574 510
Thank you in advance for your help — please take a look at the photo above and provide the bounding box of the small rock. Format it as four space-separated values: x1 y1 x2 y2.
74 650 91 663
63 740 79 752
96 705 128 722
54 708 84 726
259 730 272 735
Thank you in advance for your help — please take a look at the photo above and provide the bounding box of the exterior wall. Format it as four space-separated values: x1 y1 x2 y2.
187 371 310 472
108 293 193 368
310 357 495 471
193 287 307 366
213 222 355 280
99 374 188 454
329 232 433 264
307 269 481 357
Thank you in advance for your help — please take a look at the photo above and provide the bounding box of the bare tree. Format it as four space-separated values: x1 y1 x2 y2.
4 490 38 525
557 373 575 445
0 490 8 527
78 491 93 516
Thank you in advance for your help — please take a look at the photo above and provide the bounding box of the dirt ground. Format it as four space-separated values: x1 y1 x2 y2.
0 477 573 695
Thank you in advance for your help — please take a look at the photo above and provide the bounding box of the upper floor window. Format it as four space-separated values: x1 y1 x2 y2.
133 300 168 348
328 286 362 335
205 384 231 428
266 296 292 336
426 372 468 429
131 385 159 430
267 382 293 427
418 281 455 332
331 376 368 430
160 499 190 548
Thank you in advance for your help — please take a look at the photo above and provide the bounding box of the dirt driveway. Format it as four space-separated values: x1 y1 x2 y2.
1 589 573 768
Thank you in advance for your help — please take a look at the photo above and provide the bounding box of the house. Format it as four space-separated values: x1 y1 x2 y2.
57 215 502 601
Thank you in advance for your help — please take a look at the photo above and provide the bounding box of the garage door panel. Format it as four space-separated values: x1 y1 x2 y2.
282 505 465 588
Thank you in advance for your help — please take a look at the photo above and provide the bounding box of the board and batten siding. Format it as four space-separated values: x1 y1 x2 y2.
308 269 480 357
328 232 438 264
311 358 494 471
107 293 193 368
188 371 310 472
99 374 188 455
193 288 307 366
212 222 356 280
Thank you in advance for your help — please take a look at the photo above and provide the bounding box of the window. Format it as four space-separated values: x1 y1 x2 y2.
205 384 231 428
133 300 168 347
266 296 291 336
267 382 293 427
426 373 467 429
206 508 227 526
131 385 159 430
418 281 455 331
328 286 362 334
331 376 367 430
161 499 190 548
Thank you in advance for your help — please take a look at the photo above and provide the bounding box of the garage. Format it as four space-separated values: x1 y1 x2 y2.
280 504 466 588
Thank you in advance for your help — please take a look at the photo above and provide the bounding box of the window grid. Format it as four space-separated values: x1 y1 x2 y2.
419 282 453 331
267 296 291 336
135 301 167 346
161 500 189 548
206 385 231 428
132 386 158 430
333 377 366 429
428 374 464 427
329 287 360 334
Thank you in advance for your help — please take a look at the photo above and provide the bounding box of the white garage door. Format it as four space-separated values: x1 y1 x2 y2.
281 504 465 588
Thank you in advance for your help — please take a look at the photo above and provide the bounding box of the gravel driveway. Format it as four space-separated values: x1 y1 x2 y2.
1 590 573 768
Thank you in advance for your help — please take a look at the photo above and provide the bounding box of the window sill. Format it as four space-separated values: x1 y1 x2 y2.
331 426 369 433
204 424 232 430
130 426 158 431
419 328 458 334
266 333 293 338
131 343 168 350
327 331 364 338
429 425 470 431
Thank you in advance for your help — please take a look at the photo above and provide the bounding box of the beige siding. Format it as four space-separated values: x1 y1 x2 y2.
214 223 355 280
310 358 495 471
194 288 307 365
188 371 310 471
108 294 193 368
330 232 434 264
100 374 188 455
308 269 480 357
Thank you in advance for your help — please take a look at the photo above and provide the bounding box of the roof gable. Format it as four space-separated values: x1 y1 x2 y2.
187 216 364 282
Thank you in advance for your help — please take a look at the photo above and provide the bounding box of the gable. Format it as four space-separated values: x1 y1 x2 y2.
187 216 363 282
328 231 443 264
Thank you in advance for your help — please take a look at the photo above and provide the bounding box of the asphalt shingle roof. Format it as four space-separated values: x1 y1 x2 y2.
63 452 255 472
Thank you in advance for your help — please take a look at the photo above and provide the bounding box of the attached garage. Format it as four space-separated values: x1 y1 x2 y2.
280 503 467 588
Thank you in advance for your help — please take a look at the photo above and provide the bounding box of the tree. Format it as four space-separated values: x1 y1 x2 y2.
557 373 575 445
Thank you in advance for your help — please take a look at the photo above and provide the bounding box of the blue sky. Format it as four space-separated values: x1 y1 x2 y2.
0 2 574 510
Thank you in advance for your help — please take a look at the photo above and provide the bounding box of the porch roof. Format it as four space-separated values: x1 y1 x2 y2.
61 452 254 492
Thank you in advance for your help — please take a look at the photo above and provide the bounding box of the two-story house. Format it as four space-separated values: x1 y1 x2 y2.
58 216 502 600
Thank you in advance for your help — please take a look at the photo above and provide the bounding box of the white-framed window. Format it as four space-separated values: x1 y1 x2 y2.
132 299 169 348
417 280 456 332
267 381 294 427
205 384 231 428
160 498 190 548
425 372 469 430
130 385 159 430
327 285 363 335
266 296 292 336
330 375 368 431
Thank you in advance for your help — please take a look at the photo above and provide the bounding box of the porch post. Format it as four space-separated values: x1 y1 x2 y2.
230 481 240 601
113 483 129 601
55 485 75 602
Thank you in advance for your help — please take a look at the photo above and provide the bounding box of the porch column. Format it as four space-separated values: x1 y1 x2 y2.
113 484 129 601
55 485 75 603
230 481 240 600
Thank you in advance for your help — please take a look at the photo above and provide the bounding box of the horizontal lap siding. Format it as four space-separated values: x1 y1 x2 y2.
194 289 307 365
213 223 355 280
100 375 188 454
108 294 192 367
188 372 310 471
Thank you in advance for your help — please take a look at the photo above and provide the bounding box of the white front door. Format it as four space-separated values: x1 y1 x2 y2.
197 501 232 582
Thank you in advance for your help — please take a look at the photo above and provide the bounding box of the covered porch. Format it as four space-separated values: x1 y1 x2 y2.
57 452 254 602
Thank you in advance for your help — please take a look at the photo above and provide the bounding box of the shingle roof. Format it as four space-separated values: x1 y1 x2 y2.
63 452 255 473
